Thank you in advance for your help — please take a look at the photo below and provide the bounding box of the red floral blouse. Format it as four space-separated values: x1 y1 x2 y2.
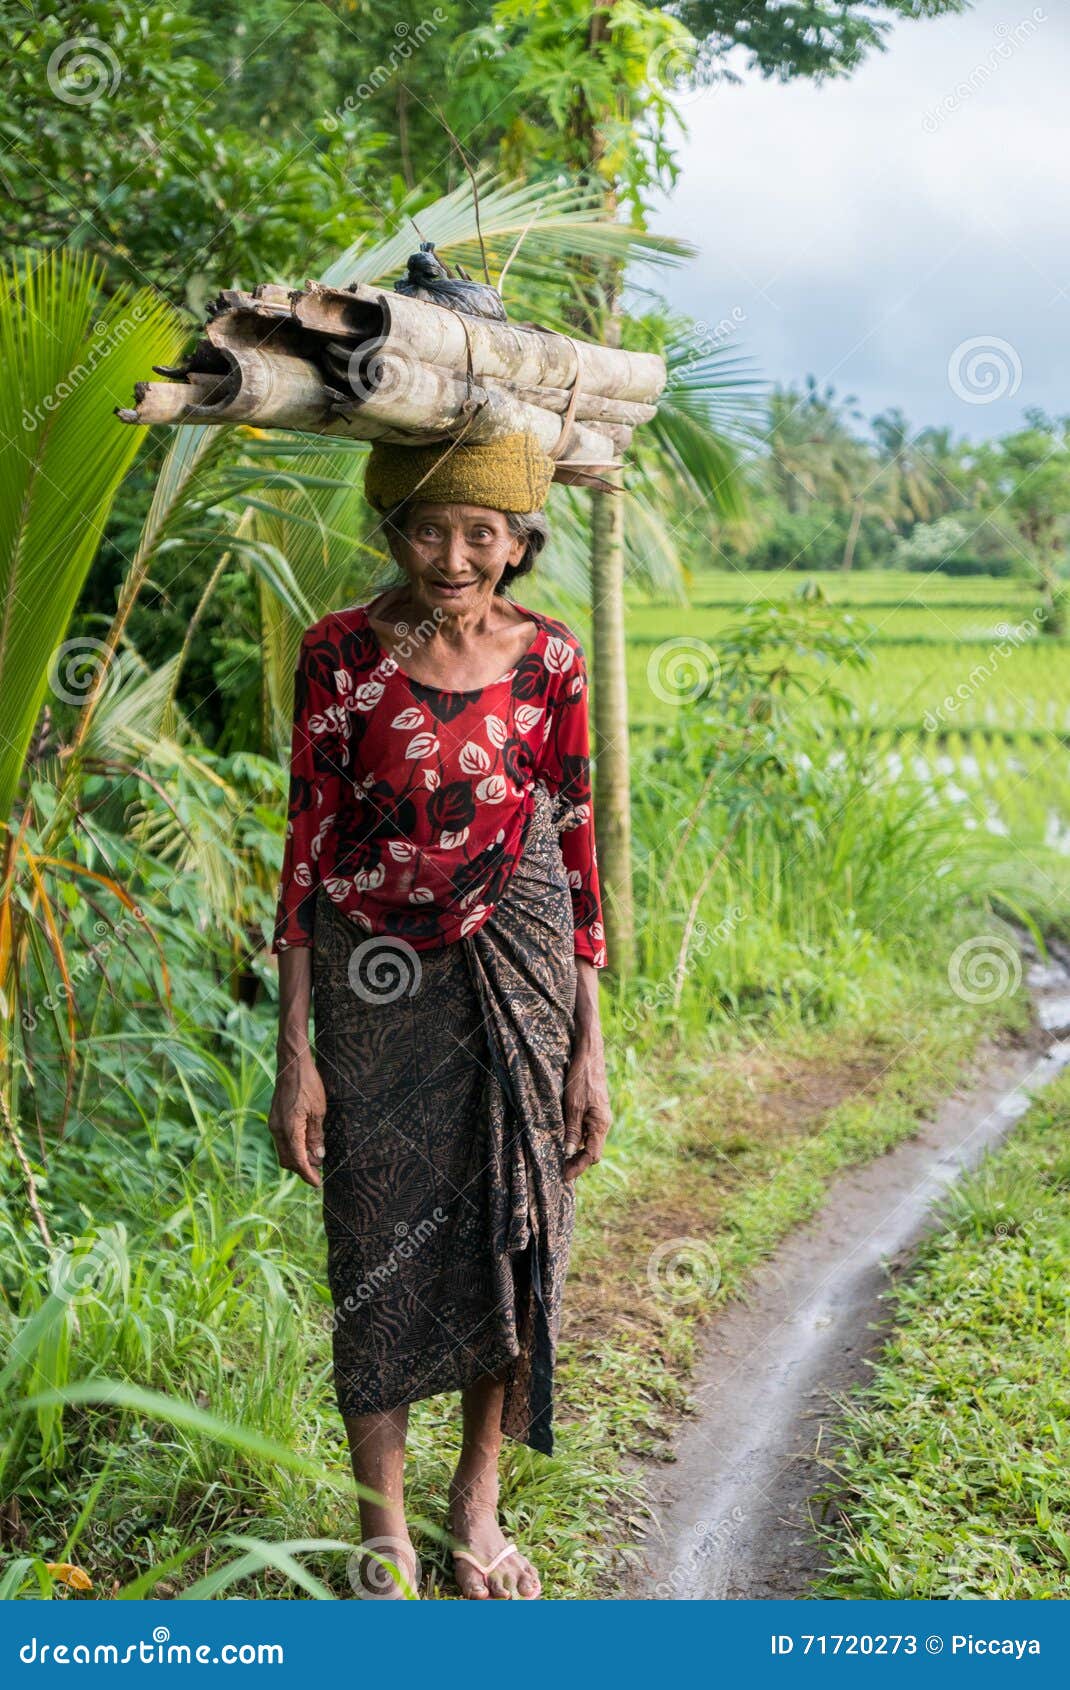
270 600 607 968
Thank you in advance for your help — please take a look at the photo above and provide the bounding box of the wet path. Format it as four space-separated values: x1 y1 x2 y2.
632 959 1070 1600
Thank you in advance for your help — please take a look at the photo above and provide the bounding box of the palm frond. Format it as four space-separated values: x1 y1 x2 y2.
638 330 764 523
321 169 693 316
0 250 185 822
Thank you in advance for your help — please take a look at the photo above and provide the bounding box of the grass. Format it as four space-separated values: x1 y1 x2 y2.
809 1068 1070 1600
2 567 1066 1600
1 928 1019 1600
561 942 1030 1588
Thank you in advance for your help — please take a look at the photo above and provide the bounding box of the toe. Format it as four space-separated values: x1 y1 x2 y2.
454 1561 490 1600
517 1565 540 1599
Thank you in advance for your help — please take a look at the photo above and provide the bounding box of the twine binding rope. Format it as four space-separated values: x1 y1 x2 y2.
548 335 583 462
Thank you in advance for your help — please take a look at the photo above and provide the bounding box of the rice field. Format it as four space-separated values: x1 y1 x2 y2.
626 569 1029 606
623 570 1070 877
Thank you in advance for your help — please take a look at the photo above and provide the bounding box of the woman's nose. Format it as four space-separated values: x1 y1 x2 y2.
438 530 471 573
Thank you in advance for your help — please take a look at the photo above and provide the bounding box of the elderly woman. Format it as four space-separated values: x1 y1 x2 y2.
267 429 612 1600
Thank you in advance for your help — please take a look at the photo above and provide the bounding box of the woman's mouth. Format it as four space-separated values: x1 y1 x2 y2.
432 580 476 596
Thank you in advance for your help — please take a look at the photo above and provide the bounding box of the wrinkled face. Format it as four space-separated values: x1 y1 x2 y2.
387 502 525 615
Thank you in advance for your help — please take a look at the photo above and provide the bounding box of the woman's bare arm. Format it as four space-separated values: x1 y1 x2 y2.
268 948 327 1188
563 957 611 1181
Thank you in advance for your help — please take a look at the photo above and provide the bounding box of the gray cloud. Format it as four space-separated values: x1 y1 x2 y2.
648 0 1067 437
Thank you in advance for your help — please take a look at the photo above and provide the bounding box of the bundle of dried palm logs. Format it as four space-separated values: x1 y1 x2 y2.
117 247 667 487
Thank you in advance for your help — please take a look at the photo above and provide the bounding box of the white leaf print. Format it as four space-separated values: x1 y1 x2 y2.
495 828 505 844
334 669 353 696
324 877 350 902
441 827 470 850
354 864 386 891
460 904 489 935
388 840 417 861
405 732 440 759
593 945 606 967
424 768 440 790
475 775 508 804
591 921 605 941
309 703 347 736
409 887 435 903
515 704 543 733
294 863 313 888
459 741 491 774
354 680 385 711
349 910 373 932
484 714 507 748
391 706 425 729
313 813 335 849
567 869 581 889
567 673 583 697
543 636 574 675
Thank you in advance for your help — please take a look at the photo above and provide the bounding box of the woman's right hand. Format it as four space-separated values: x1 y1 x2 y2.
268 1046 327 1188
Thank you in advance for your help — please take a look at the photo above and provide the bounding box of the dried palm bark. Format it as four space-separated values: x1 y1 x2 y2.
117 279 666 485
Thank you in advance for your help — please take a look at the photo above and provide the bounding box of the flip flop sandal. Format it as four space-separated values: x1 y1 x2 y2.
452 1543 541 1600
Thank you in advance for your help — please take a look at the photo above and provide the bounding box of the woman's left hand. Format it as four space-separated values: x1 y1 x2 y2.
562 1027 612 1182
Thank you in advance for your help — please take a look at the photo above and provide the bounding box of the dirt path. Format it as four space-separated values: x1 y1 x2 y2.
629 959 1070 1601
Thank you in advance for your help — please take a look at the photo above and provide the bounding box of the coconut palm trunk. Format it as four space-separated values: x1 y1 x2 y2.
568 0 635 975
841 495 864 572
590 452 634 971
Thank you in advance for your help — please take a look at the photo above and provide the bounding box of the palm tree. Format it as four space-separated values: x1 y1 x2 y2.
871 408 940 528
766 378 864 513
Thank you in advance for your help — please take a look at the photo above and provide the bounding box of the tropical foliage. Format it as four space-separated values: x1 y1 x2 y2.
1 0 1054 1605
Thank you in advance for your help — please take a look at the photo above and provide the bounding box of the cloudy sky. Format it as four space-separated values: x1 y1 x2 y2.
646 0 1066 439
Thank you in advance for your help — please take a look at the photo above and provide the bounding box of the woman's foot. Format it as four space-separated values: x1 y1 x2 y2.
351 1534 421 1599
448 1477 540 1599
